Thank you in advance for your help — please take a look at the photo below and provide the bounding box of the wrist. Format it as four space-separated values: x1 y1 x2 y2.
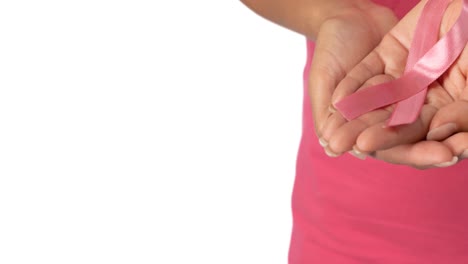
303 0 370 37
306 0 395 40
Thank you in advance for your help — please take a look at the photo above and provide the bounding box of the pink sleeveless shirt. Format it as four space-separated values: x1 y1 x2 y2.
289 0 468 263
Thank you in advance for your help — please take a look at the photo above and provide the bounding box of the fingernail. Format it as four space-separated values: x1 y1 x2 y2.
460 150 468 160
434 156 458 168
350 145 367 160
319 137 328 147
328 105 337 114
324 147 340 158
353 145 371 156
427 123 458 141
348 150 366 160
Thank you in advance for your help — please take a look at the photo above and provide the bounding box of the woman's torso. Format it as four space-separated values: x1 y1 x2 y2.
289 0 468 263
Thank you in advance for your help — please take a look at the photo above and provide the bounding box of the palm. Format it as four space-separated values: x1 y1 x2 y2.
321 0 467 168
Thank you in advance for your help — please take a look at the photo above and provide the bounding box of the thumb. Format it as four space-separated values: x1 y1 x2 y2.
308 33 348 139
426 101 468 141
307 51 339 138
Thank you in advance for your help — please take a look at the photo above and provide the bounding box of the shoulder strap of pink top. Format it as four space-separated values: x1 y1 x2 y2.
335 0 468 126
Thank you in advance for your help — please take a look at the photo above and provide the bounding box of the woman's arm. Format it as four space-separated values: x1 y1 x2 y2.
240 0 374 40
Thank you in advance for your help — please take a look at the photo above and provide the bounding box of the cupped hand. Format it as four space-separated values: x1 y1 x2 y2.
427 101 468 162
309 1 397 136
308 1 431 165
320 0 468 168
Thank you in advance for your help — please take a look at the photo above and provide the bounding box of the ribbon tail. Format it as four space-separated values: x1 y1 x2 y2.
386 89 427 126
387 0 450 127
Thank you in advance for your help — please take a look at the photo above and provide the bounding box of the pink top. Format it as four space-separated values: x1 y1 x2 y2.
289 0 468 263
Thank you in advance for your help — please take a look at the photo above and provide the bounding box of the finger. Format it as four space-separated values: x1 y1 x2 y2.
330 51 385 108
371 140 457 169
319 111 346 145
307 55 339 137
321 74 393 144
326 109 390 155
308 35 347 137
324 75 395 155
443 132 468 159
427 100 468 141
355 104 438 152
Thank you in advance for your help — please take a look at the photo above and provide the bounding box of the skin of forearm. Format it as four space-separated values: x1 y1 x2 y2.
240 0 374 39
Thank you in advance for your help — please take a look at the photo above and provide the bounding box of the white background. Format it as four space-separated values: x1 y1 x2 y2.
0 1 305 263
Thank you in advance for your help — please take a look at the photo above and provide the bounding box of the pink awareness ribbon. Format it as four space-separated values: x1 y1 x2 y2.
335 0 468 127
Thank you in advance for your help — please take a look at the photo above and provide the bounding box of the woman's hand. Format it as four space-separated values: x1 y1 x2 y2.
308 2 445 168
309 2 398 138
427 101 468 162
320 0 468 169
240 0 450 168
